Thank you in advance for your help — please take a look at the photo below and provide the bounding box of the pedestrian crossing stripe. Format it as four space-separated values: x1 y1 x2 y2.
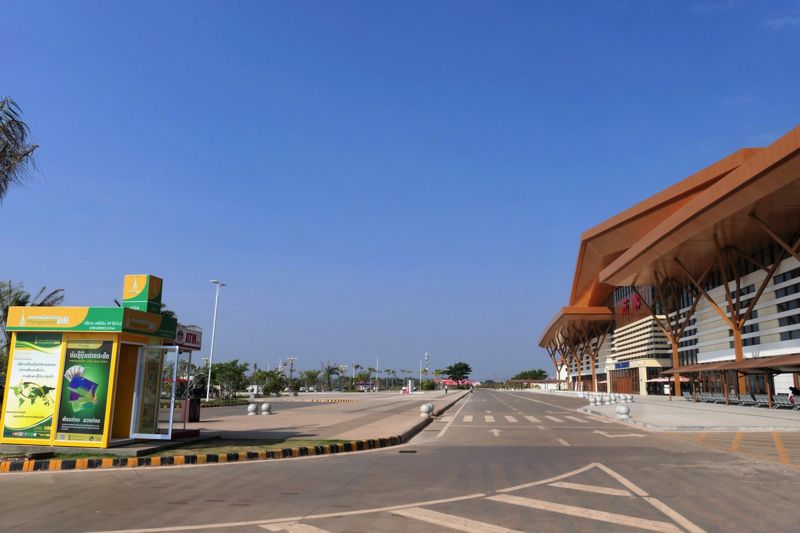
463 415 473 422
485 415 495 422
504 416 518 423
565 416 587 423
459 414 596 424
545 416 563 423
524 416 540 423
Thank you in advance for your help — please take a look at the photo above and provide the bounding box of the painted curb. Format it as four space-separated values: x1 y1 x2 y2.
0 436 403 474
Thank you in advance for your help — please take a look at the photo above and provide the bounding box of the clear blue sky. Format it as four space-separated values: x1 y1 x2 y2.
3 1 799 380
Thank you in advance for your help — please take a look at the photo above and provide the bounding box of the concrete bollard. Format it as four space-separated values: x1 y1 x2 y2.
420 403 433 418
247 403 258 416
261 403 272 415
616 405 630 419
628 394 634 402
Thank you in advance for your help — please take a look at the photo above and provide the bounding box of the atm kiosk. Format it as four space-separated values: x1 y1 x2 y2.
0 275 193 448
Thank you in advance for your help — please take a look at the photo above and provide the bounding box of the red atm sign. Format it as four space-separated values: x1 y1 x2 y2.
176 325 202 351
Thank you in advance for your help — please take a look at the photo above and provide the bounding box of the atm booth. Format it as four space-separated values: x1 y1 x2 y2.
0 275 195 449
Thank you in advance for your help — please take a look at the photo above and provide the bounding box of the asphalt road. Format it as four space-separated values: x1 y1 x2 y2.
1 389 797 532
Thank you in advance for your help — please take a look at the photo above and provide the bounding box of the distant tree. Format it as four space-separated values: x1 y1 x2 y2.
0 98 39 202
510 369 549 381
211 359 249 400
320 361 340 391
301 369 321 388
444 362 473 388
263 369 287 395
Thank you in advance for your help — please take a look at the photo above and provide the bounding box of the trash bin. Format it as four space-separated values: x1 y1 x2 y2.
184 398 201 422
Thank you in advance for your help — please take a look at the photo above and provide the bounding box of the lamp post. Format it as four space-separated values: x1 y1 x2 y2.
205 280 227 401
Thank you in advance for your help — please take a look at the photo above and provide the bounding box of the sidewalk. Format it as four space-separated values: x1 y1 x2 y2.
188 390 469 441
538 390 800 432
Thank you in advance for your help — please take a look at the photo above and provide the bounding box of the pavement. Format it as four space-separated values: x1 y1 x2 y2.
1 389 799 532
540 390 800 431
188 390 469 442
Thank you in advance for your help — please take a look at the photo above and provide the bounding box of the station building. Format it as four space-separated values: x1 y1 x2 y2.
540 126 800 400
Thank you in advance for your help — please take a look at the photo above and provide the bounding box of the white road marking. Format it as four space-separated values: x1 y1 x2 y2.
584 414 615 424
436 392 472 439
524 416 540 423
490 429 502 437
594 463 649 497
504 415 518 423
260 523 330 532
565 416 587 423
487 495 681 533
463 415 473 422
90 493 488 532
593 430 646 439
545 416 563 423
549 481 632 497
644 497 706 533
556 438 570 447
441 416 452 422
485 415 495 423
537 425 545 430
391 507 521 533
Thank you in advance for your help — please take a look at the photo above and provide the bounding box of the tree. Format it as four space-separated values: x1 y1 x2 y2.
301 369 320 388
443 362 472 388
263 369 286 396
510 369 549 381
320 361 340 391
1 282 64 382
0 98 38 202
211 359 249 400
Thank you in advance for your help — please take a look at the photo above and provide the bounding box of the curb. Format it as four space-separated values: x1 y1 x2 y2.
0 436 403 474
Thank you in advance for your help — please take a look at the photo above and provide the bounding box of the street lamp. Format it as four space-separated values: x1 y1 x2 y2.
205 279 227 401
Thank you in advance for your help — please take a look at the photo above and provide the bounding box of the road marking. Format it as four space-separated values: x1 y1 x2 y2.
504 415 518 423
436 392 471 439
565 416 587 423
730 432 743 452
593 430 645 439
549 481 632 497
643 497 706 533
497 463 598 493
594 463 648 497
441 416 452 422
463 415 473 422
487 495 681 533
524 416 539 423
490 429 502 437
537 425 545 430
485 415 495 423
772 432 791 464
556 438 570 447
91 493 488 532
545 416 563 423
260 523 329 532
391 507 521 533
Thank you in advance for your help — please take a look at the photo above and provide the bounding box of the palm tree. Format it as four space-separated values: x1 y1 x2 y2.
320 361 340 391
0 98 38 202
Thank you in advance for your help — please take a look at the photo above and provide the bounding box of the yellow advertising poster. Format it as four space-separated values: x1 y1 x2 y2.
1 333 63 442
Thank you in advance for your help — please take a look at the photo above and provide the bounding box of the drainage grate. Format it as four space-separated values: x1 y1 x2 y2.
398 450 417 454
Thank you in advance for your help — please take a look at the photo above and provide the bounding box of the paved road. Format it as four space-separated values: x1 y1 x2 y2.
1 389 797 532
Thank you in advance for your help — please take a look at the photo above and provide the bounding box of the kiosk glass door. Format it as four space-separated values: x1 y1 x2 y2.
130 346 179 440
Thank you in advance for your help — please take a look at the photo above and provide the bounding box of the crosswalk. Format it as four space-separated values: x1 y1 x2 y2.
442 413 607 425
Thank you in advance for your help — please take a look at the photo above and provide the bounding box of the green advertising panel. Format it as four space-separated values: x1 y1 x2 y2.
1 333 62 441
54 340 114 444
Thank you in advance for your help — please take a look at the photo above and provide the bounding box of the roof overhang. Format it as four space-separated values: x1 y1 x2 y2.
664 354 800 375
538 306 614 348
601 126 800 286
569 148 759 307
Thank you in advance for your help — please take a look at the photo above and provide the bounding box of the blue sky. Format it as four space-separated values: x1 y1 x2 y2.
3 1 799 380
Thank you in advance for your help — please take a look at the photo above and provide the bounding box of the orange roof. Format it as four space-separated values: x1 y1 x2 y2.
601 126 800 286
538 306 613 348
569 148 759 308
